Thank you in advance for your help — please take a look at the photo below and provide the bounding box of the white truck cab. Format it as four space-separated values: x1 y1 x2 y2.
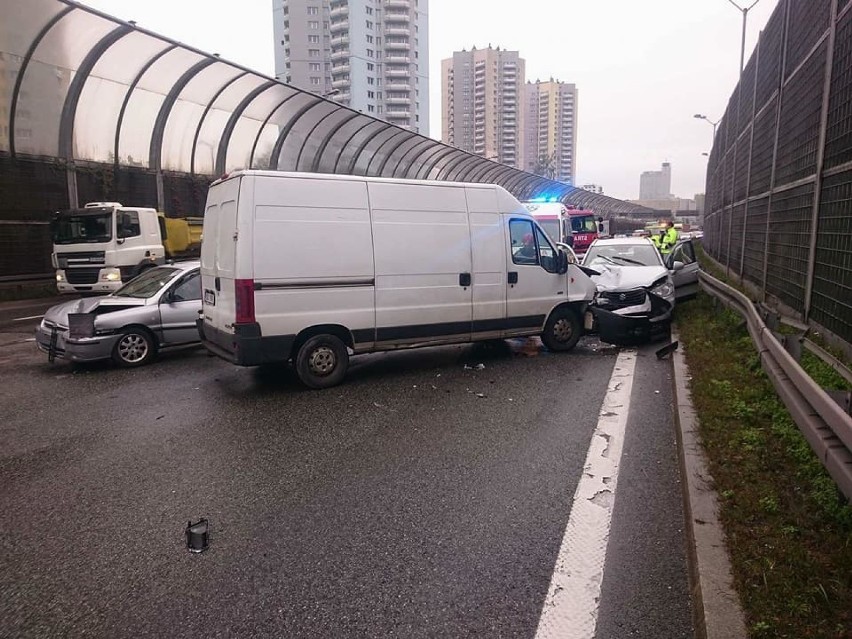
52 202 201 294
198 171 598 388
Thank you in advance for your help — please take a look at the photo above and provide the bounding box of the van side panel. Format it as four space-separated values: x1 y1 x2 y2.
251 176 375 346
369 182 473 342
466 187 507 336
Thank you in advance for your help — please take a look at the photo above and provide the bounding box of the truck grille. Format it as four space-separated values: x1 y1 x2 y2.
65 268 101 284
56 251 106 268
599 289 647 309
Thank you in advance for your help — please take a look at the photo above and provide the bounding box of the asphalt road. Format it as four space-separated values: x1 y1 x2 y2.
0 310 693 638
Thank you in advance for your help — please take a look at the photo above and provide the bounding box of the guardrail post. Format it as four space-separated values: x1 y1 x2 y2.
761 0 791 302
803 0 839 323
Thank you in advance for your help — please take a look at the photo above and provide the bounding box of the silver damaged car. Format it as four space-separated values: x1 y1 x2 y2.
35 262 201 367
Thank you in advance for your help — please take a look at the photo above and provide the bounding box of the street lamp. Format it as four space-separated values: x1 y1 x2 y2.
694 113 722 142
725 0 762 75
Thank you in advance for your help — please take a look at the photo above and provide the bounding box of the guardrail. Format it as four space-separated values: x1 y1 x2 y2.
0 274 54 284
699 271 852 502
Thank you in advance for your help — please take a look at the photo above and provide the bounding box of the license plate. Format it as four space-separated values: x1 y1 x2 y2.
584 311 595 330
204 290 216 305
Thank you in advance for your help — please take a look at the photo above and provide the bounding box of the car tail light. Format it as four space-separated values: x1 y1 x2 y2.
235 279 255 324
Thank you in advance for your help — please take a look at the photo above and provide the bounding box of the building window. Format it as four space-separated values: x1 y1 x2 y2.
366 49 374 57
368 77 375 85
367 62 374 71
368 105 375 112
307 6 319 15
368 90 375 98
308 20 319 29
308 35 320 43
309 49 320 57
310 77 321 85
366 20 373 28
310 63 321 71
366 6 373 14
367 35 373 43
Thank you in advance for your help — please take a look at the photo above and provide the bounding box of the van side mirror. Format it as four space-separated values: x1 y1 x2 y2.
557 250 569 274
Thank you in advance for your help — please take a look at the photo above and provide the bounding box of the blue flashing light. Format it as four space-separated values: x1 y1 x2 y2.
529 196 547 203
547 196 558 202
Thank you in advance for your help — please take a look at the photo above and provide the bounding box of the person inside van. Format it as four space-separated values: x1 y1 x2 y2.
517 232 538 263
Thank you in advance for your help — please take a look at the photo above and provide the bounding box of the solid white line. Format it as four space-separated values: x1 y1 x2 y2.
12 315 43 322
534 349 637 639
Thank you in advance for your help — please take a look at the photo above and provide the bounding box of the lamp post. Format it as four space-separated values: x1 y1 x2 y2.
694 113 722 143
726 0 762 75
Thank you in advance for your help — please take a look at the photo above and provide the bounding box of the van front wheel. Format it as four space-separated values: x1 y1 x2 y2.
295 335 349 389
541 308 582 352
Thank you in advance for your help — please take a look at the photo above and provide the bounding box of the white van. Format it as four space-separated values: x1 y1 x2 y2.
198 171 597 388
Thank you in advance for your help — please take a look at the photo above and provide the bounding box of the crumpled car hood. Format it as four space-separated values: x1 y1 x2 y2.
43 296 147 327
590 263 669 292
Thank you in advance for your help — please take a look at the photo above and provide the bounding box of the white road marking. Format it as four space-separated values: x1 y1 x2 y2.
534 349 637 639
12 315 44 322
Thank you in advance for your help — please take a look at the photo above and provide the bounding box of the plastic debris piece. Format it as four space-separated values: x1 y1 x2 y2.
185 518 210 553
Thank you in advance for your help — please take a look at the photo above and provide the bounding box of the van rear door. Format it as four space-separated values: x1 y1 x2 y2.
200 176 241 339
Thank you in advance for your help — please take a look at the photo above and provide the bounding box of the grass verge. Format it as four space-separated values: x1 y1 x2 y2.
676 293 852 638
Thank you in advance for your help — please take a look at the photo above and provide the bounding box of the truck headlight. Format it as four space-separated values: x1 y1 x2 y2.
56 273 64 282
100 269 121 282
651 279 674 299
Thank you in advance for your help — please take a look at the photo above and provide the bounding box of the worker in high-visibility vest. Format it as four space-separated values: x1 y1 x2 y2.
660 221 679 255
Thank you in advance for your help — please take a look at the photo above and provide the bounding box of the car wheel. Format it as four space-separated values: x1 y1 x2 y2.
112 328 157 367
295 335 349 389
541 307 582 352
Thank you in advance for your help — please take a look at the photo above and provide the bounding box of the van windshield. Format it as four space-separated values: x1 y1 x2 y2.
53 211 113 244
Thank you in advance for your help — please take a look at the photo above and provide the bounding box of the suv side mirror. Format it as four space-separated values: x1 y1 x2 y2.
672 260 685 272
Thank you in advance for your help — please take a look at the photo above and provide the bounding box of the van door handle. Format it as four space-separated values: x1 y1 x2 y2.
214 277 221 292
459 273 471 287
508 272 518 284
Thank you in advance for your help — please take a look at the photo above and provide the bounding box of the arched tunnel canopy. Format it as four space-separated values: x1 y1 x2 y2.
0 0 651 217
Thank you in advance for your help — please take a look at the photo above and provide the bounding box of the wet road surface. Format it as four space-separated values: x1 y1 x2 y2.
0 310 693 638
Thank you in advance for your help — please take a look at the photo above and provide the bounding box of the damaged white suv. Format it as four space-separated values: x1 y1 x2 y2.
581 238 680 345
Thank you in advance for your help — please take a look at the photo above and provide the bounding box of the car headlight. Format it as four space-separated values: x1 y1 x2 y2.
651 278 674 299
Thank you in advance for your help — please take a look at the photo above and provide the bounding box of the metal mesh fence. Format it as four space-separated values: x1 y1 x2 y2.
743 197 770 281
706 0 852 345
765 182 814 312
824 6 852 169
811 169 852 341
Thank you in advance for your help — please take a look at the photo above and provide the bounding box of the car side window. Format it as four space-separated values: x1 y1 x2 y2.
510 219 538 265
535 227 558 273
171 272 201 302
117 211 141 239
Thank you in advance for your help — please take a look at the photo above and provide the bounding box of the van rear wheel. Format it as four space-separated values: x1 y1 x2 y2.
541 307 582 352
295 335 349 389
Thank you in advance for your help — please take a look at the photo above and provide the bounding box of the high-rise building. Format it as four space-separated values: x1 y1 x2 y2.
273 0 429 134
639 162 672 200
523 80 578 184
441 46 525 168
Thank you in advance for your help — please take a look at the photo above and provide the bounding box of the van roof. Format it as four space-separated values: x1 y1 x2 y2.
211 170 505 190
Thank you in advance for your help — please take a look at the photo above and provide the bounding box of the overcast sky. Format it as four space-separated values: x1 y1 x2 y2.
78 0 776 201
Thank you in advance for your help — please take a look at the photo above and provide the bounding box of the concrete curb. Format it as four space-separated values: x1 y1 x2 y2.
670 329 748 639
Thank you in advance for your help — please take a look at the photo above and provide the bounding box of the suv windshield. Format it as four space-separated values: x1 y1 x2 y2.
53 211 113 244
113 267 179 299
571 215 598 233
585 243 662 267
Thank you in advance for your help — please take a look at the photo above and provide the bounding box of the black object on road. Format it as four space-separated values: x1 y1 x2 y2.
185 518 210 553
656 341 679 360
